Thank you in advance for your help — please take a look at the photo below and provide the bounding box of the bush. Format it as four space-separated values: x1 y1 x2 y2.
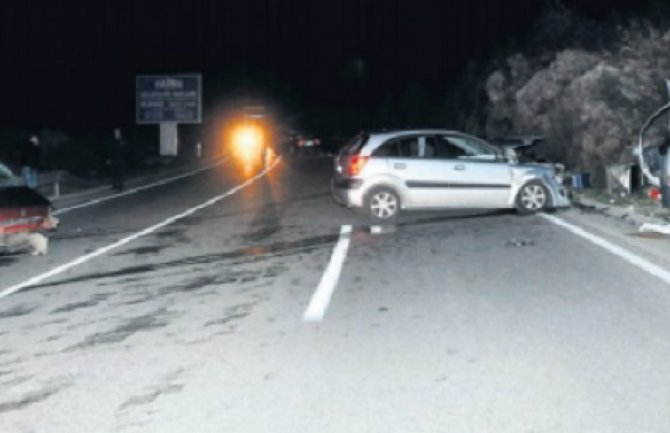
445 2 670 187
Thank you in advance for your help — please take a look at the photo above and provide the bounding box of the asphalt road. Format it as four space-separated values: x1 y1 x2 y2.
2 155 670 433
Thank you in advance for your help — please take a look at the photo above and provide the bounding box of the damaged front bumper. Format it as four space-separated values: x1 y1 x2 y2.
552 184 571 208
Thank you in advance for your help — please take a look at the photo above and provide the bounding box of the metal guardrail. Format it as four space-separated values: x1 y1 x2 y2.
36 171 64 199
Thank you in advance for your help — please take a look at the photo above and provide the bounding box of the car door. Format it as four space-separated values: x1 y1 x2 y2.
373 134 448 207
380 135 450 207
437 134 513 208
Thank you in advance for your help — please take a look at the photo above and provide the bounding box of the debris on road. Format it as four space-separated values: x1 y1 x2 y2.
1 232 49 256
639 222 670 236
370 225 397 235
628 231 670 240
505 238 535 247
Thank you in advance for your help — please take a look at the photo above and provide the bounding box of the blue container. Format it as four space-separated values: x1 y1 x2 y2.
571 174 582 188
571 173 591 189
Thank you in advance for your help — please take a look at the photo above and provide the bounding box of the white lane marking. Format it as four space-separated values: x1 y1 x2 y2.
541 213 670 285
370 225 382 234
53 158 227 216
0 158 280 300
303 225 352 322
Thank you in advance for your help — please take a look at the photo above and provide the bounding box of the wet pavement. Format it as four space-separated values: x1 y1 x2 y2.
2 156 670 432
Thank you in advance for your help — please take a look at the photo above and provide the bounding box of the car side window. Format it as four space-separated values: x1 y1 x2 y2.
398 137 420 157
373 141 400 157
434 136 467 159
423 136 438 158
375 137 420 158
440 135 497 160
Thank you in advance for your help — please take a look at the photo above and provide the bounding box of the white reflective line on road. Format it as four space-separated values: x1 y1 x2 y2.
53 158 228 216
541 213 670 285
303 225 352 322
0 158 281 300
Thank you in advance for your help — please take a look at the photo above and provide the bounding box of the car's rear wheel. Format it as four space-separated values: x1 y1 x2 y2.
366 187 401 222
516 181 550 214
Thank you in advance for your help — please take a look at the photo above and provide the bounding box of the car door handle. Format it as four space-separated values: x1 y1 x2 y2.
393 163 407 170
454 164 466 171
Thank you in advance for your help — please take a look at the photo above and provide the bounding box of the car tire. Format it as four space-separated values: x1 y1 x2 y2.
515 180 551 215
365 187 401 222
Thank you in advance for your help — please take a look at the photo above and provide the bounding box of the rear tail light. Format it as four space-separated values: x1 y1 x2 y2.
314 139 321 145
347 155 369 176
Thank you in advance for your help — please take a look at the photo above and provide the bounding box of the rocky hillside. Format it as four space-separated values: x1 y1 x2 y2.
452 3 670 186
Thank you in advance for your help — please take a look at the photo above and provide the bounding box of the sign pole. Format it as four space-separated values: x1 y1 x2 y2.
159 122 179 156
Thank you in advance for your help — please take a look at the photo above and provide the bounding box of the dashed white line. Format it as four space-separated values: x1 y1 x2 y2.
541 213 670 285
53 158 228 216
0 158 280 300
303 224 353 322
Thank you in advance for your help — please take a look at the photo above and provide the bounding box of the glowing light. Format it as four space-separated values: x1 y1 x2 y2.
231 123 264 166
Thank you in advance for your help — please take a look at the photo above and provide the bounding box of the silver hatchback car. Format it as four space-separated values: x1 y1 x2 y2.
331 130 570 221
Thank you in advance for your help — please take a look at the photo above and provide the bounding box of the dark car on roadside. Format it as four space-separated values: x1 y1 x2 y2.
0 161 54 244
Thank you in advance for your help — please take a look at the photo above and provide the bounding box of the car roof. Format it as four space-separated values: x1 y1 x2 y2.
367 128 463 136
353 129 498 155
362 129 488 147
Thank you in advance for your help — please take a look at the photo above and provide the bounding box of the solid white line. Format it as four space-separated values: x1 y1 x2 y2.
53 158 227 216
541 213 670 285
303 225 352 322
0 158 280 300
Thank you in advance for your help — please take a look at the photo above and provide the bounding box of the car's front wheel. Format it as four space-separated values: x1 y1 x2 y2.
366 187 401 222
515 180 550 214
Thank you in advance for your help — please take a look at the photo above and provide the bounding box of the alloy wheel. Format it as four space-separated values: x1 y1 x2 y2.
520 184 547 210
370 191 399 219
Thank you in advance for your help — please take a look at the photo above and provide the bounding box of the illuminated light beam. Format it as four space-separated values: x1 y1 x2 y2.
231 123 264 167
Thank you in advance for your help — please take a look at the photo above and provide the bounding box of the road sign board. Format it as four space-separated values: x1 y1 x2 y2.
136 74 202 124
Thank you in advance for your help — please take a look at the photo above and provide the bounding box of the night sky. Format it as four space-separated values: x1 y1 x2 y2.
0 0 649 133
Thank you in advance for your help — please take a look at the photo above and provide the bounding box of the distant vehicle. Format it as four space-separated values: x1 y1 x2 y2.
331 130 570 221
291 134 322 155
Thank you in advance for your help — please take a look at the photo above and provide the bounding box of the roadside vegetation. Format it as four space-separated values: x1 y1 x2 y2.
445 1 670 186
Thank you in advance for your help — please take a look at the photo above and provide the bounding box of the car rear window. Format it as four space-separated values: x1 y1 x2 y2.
339 134 368 156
